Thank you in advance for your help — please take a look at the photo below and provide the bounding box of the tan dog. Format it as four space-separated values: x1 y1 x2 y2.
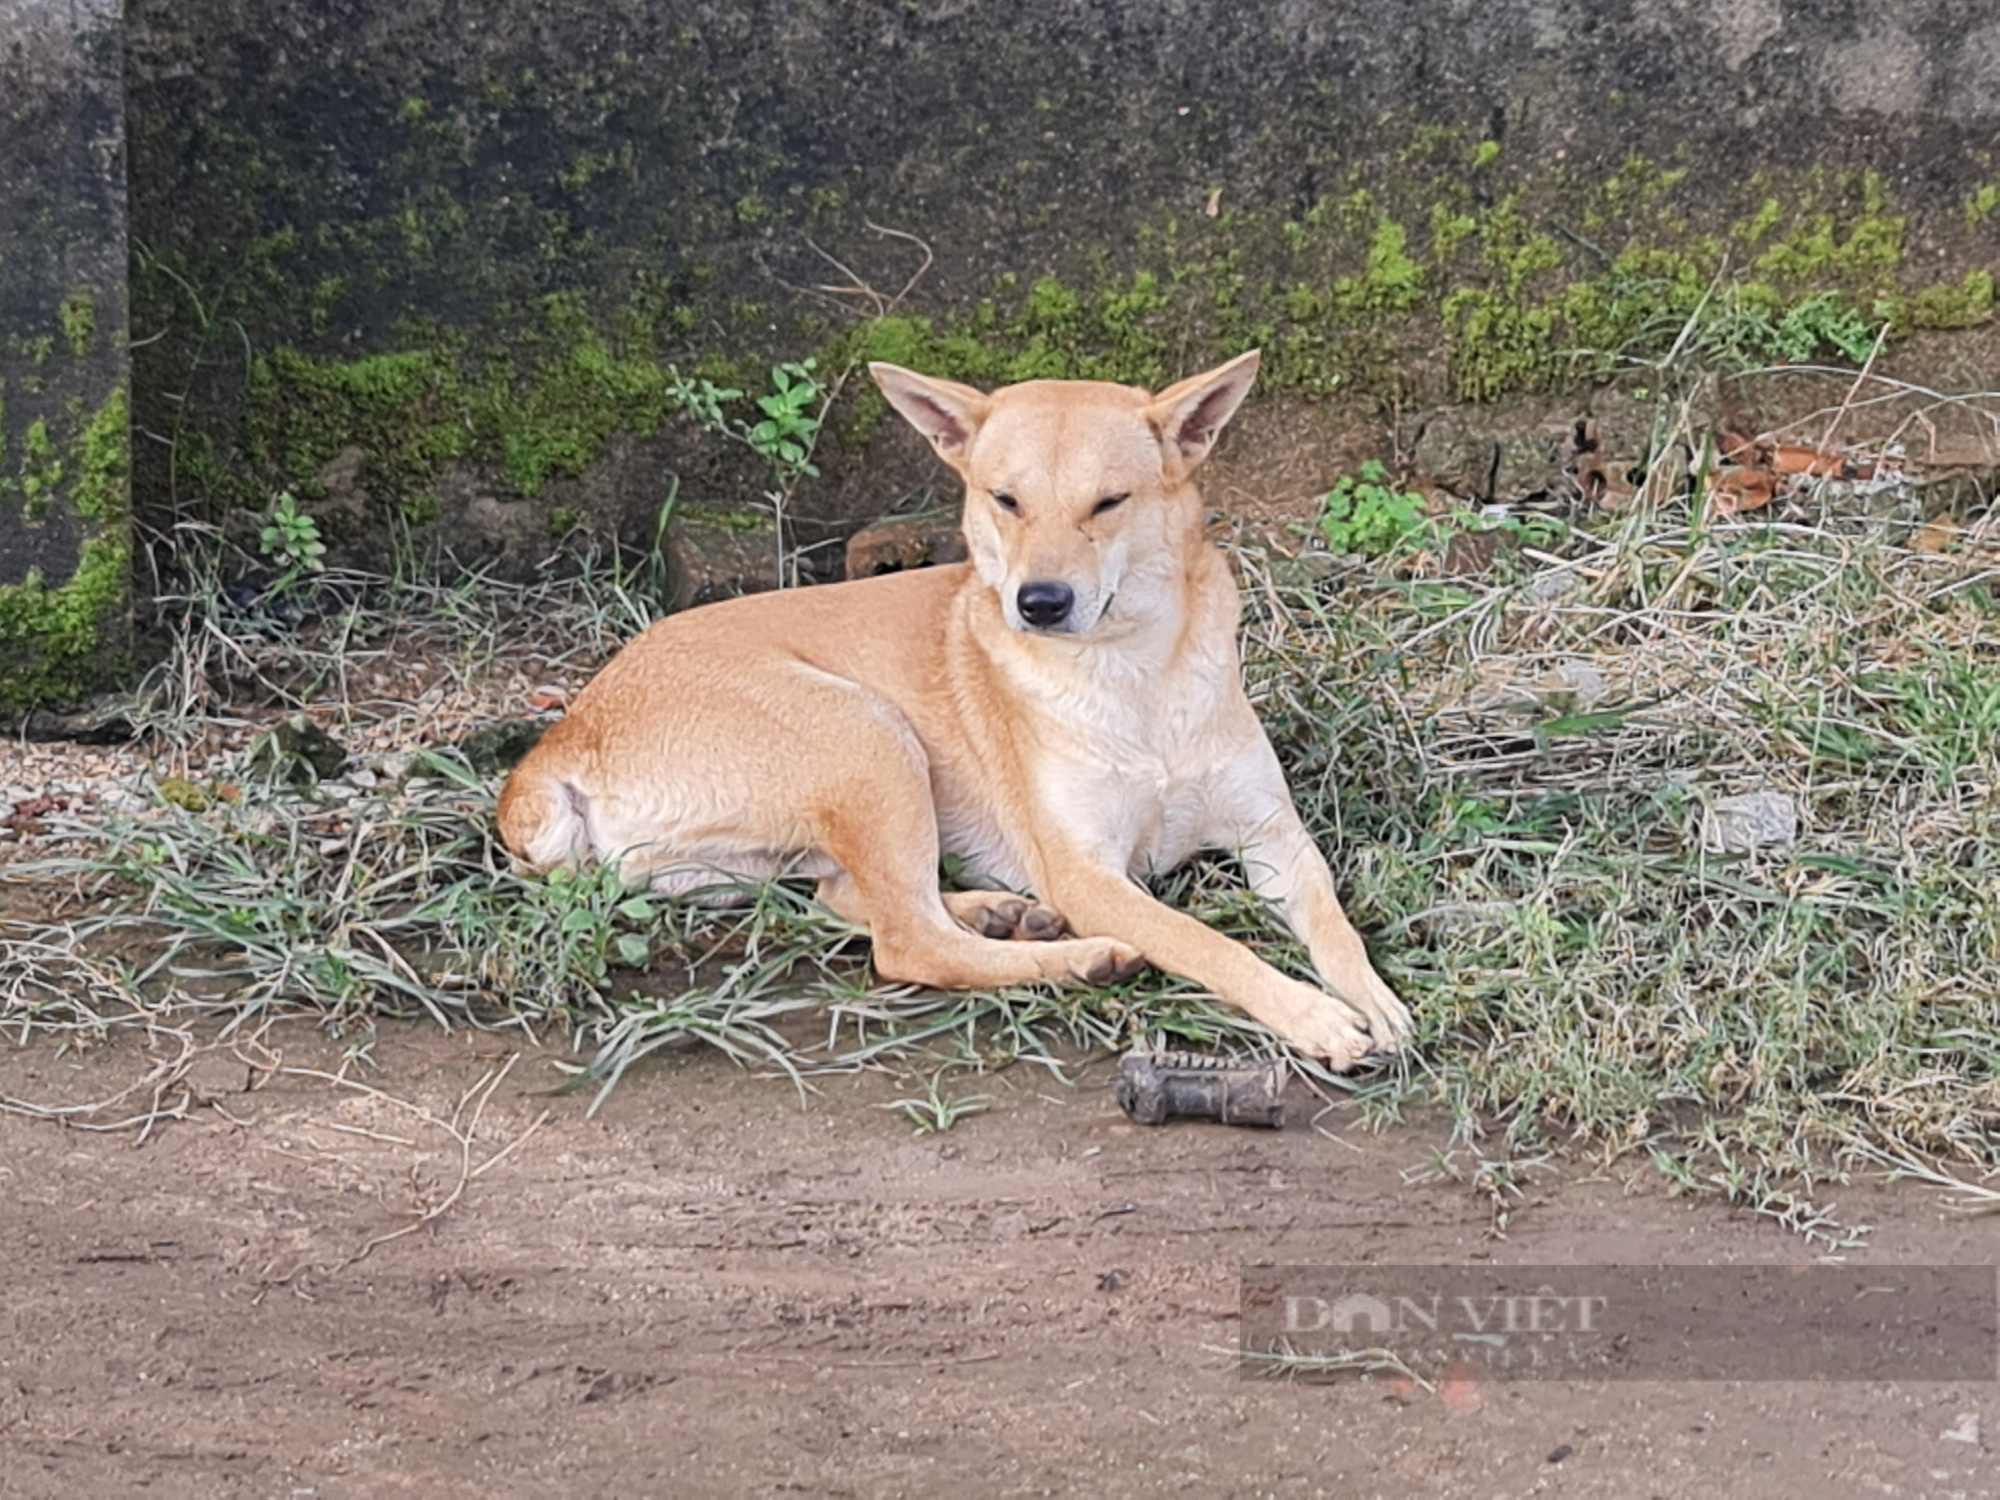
497 351 1411 1066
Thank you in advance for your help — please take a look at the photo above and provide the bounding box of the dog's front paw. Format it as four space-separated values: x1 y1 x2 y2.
1069 938 1147 987
1270 986 1376 1071
1350 971 1415 1052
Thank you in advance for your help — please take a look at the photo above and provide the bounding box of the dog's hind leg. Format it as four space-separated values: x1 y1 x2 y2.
940 890 1071 941
831 880 1066 942
790 725 1138 991
816 857 1139 990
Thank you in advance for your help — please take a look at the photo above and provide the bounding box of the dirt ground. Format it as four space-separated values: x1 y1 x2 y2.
1 1025 1994 1500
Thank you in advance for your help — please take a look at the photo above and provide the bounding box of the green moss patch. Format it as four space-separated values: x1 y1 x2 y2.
0 533 130 707
132 102 1995 549
0 383 131 707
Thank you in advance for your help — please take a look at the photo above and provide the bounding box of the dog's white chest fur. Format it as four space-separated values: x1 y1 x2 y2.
1044 690 1250 878
947 622 1254 888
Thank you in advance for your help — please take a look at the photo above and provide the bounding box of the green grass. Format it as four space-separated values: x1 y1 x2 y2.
5 390 2000 1238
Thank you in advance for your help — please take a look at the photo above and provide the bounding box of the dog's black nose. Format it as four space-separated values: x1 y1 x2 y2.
1016 580 1075 629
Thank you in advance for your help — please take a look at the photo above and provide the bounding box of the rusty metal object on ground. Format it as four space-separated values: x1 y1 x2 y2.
1115 1050 1286 1129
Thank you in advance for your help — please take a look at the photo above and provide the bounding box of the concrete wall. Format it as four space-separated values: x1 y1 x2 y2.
0 0 130 710
117 0 1996 588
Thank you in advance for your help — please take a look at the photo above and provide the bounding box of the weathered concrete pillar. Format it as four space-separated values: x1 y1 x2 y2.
0 0 130 711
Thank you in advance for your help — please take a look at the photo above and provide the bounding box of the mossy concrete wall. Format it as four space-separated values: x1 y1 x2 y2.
1 0 130 710
94 2 2000 607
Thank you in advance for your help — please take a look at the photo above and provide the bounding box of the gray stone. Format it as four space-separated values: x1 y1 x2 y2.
455 719 546 776
1527 661 1608 712
114 0 1998 592
365 750 417 785
1702 791 1799 854
249 716 350 784
18 693 136 743
670 512 787 608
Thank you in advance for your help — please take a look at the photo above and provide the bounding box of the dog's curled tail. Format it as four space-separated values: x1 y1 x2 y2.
496 761 592 873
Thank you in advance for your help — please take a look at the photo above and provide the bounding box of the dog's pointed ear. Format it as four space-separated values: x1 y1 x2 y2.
1146 350 1261 473
870 363 992 470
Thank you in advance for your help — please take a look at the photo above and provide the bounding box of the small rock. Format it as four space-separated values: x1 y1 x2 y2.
673 512 784 607
1411 900 1516 940
844 515 967 578
17 695 137 745
455 720 546 776
1702 791 1799 853
1263 549 1342 588
1529 660 1608 711
249 717 350 784
367 751 417 785
1941 1412 1980 1444
1527 567 1586 604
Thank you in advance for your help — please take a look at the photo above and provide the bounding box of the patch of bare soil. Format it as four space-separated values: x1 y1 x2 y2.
2 1026 1993 1499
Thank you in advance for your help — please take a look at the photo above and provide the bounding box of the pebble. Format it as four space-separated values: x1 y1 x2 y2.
1703 790 1800 853
1941 1412 1980 1444
1527 568 1586 603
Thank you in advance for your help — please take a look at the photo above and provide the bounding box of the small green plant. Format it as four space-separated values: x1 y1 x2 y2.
1772 294 1879 363
883 1070 992 1134
664 369 743 432
740 360 826 587
523 864 661 982
654 361 825 587
258 491 327 590
742 359 823 485
1315 462 1430 557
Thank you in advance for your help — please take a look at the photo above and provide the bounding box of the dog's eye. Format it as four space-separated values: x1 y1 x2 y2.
1092 494 1129 517
992 491 1020 513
